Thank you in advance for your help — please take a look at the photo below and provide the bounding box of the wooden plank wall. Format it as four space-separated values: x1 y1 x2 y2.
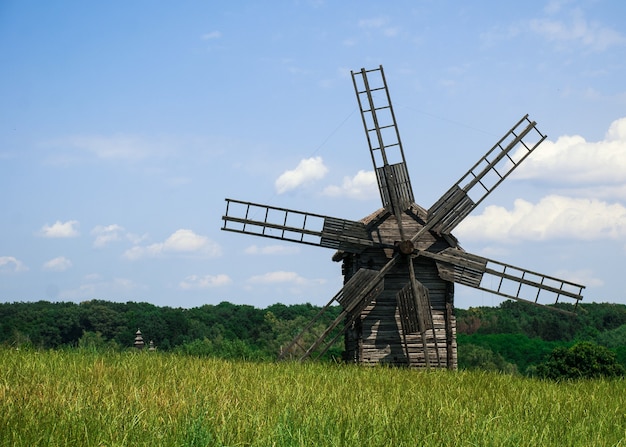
340 207 458 369
357 261 457 368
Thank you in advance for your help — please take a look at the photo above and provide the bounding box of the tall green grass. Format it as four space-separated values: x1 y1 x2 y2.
1 347 625 446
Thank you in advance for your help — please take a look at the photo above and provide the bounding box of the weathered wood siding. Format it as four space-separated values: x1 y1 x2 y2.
340 206 458 369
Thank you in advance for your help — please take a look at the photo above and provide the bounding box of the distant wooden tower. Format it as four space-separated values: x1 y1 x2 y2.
134 329 145 350
221 65 585 368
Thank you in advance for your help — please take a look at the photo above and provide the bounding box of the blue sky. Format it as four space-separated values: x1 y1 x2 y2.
2 0 626 309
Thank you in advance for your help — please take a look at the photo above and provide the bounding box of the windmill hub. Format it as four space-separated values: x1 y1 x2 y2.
396 240 415 255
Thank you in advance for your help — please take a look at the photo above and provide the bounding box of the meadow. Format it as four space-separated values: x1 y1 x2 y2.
1 348 625 446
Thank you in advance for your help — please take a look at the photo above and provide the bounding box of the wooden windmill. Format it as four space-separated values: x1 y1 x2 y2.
221 65 585 369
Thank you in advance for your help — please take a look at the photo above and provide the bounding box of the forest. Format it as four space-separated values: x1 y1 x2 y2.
2 299 626 375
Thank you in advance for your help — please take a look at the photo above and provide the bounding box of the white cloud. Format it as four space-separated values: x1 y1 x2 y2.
44 134 189 164
202 30 222 40
571 184 626 202
323 170 378 200
247 271 313 286
275 156 328 194
62 135 153 161
179 274 232 290
482 8 625 52
358 17 388 29
383 27 400 38
126 232 149 245
607 116 626 141
357 16 399 38
244 245 299 255
84 273 102 281
91 224 125 248
514 117 626 192
123 229 222 260
456 118 626 247
43 256 72 272
0 256 28 274
162 229 216 252
455 195 626 243
123 245 159 261
553 268 604 288
39 220 79 238
529 9 626 52
544 0 571 15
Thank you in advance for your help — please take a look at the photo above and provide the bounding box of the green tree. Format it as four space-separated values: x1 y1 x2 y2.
458 344 517 374
79 300 126 341
77 331 120 352
457 333 564 374
536 341 625 380
596 324 626 349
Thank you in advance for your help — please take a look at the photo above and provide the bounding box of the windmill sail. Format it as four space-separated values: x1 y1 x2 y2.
278 268 385 361
427 115 547 235
421 248 585 311
352 66 415 218
222 199 376 253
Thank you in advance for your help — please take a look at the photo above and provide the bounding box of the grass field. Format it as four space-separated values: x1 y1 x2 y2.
1 348 625 446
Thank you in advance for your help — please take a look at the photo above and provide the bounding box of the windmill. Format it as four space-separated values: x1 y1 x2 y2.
221 65 585 369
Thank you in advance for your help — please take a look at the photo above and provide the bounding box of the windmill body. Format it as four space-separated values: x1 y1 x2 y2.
339 204 457 367
222 66 585 369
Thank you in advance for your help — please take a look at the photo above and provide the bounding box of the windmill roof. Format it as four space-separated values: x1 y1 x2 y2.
358 202 429 226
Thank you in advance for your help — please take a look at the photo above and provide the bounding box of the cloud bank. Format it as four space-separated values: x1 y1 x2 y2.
456 195 626 243
457 116 626 243
514 117 626 191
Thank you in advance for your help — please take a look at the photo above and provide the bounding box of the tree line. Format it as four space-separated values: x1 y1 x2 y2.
455 300 626 376
2 299 625 377
0 300 342 359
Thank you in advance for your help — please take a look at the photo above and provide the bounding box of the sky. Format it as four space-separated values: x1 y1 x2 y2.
1 0 626 310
